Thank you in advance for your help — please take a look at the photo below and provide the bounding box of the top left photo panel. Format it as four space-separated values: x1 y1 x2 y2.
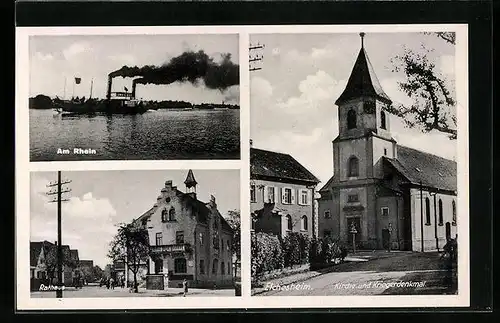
26 33 240 161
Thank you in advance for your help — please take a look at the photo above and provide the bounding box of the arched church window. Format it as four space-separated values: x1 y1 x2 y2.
381 110 387 129
161 209 168 223
347 109 357 129
348 156 359 177
438 199 444 225
168 208 176 221
425 198 431 225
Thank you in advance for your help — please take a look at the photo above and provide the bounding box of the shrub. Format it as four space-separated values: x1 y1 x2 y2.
281 232 310 268
309 236 347 269
251 232 283 283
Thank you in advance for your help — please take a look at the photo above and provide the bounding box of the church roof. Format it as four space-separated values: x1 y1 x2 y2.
184 169 198 188
335 47 392 106
251 148 320 184
385 145 457 192
319 145 456 193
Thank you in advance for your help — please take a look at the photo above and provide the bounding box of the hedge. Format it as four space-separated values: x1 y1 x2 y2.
251 232 284 283
282 232 310 268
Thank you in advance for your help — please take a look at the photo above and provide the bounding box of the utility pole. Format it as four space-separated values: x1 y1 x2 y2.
47 171 72 298
249 43 264 72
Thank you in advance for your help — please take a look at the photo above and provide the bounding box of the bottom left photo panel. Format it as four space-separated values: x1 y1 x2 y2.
29 169 241 298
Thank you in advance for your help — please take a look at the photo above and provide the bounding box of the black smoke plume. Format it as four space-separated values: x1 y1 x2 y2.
109 50 239 91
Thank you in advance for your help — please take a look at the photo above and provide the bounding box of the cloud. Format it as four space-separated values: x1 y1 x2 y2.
62 42 90 60
251 76 273 100
30 176 119 267
34 52 54 61
107 54 136 64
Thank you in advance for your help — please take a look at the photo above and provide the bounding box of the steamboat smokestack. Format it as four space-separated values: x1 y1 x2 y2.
106 75 113 100
132 80 137 99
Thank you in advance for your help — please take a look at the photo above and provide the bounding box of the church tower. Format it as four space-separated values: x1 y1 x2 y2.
327 33 398 249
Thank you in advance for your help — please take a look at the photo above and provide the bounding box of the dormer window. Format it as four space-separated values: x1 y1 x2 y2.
347 109 357 129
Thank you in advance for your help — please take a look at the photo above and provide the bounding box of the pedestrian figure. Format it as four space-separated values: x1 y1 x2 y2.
182 279 188 297
106 278 110 289
110 278 115 289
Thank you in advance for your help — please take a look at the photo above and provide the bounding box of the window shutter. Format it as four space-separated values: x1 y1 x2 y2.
281 187 286 204
307 190 312 205
272 186 277 203
264 186 269 203
291 188 296 204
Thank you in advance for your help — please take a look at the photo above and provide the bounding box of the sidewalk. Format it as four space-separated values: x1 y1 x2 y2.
31 286 236 298
251 250 414 295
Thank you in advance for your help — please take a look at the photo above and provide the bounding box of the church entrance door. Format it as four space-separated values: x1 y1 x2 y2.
382 229 390 250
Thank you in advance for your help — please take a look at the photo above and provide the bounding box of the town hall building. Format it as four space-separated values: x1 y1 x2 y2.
318 33 457 252
134 170 234 290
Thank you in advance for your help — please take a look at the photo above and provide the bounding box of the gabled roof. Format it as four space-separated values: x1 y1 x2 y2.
384 145 457 192
335 47 392 106
250 148 320 184
30 241 54 267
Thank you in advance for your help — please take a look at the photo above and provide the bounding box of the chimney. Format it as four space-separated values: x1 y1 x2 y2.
132 80 137 99
106 75 113 100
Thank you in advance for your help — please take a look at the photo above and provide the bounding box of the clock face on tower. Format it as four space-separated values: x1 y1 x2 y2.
363 100 376 114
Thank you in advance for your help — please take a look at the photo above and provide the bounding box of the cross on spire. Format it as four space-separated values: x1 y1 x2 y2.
360 32 365 48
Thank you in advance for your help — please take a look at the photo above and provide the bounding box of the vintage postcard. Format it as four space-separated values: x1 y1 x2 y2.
16 24 469 310
28 169 241 298
27 33 240 161
248 26 468 304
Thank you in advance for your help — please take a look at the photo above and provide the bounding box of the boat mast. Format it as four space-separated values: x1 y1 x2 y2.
89 79 93 99
63 77 67 100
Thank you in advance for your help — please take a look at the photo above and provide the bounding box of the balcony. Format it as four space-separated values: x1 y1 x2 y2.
150 244 187 255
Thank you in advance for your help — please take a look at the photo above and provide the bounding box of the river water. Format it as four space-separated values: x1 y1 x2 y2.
29 109 240 161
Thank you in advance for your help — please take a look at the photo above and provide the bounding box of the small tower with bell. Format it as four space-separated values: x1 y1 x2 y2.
184 169 198 198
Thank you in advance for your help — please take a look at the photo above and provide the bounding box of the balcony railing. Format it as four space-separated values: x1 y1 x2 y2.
150 244 187 254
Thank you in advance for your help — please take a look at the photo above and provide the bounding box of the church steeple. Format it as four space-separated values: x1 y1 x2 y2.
335 33 392 106
184 169 197 193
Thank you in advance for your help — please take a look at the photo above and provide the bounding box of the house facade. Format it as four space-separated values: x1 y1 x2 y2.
318 34 458 251
250 147 320 238
136 170 234 289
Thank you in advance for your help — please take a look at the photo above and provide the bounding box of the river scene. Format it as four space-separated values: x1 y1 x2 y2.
30 108 240 161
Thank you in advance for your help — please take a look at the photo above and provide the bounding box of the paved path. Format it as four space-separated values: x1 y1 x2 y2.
31 286 236 298
255 251 457 296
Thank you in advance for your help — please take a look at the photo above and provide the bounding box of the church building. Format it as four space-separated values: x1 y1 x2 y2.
317 33 457 252
136 170 234 289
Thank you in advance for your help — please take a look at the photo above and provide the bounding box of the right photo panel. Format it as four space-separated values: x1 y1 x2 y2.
249 32 459 297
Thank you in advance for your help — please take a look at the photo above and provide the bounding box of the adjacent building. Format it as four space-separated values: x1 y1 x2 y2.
250 147 320 238
30 240 80 289
135 170 234 289
318 34 457 252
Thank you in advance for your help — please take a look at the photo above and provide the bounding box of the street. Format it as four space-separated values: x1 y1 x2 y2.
254 251 458 296
31 285 236 298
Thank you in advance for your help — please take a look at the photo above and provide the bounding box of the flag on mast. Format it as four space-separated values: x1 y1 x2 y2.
75 77 81 84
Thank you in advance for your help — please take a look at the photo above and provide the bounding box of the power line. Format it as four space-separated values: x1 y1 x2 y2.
46 171 72 298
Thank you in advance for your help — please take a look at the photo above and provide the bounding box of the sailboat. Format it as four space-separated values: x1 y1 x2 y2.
59 78 99 115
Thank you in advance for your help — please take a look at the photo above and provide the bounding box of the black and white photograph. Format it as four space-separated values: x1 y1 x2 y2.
29 169 241 298
249 31 464 296
28 33 240 161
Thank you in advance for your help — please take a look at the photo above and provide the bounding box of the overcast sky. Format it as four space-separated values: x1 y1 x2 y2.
29 34 239 104
30 169 240 268
250 32 458 186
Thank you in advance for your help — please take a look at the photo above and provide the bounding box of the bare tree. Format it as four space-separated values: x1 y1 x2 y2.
389 33 457 140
